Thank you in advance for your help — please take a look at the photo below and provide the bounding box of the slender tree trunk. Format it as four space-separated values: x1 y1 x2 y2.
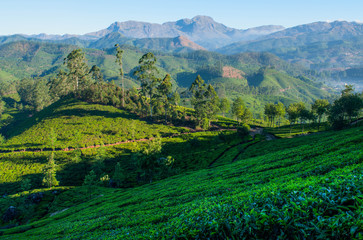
302 121 304 133
122 76 125 108
318 116 321 131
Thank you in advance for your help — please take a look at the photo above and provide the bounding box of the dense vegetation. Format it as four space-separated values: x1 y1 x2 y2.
0 41 333 116
0 36 362 239
0 126 361 239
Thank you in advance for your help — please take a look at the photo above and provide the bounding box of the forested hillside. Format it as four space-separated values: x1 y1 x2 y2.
0 41 333 117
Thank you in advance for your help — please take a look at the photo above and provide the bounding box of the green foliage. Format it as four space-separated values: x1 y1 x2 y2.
237 123 250 138
328 86 363 129
17 78 51 112
265 122 329 138
115 44 125 107
63 49 91 94
312 99 330 130
0 134 5 145
42 152 59 188
83 170 98 197
1 126 362 239
20 178 32 192
219 97 230 117
232 96 252 124
189 75 220 128
133 52 160 117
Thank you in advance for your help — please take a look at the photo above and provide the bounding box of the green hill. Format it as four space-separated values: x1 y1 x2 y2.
0 98 245 194
0 41 333 115
0 126 362 239
1 98 182 151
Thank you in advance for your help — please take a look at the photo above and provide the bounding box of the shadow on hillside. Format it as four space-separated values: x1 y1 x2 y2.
0 173 43 196
0 130 239 196
1 143 43 151
51 108 134 120
1 97 139 142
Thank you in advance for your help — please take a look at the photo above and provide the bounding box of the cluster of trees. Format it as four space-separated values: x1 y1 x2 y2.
132 52 180 121
328 85 363 129
264 85 362 131
264 102 285 127
11 48 185 125
188 80 254 129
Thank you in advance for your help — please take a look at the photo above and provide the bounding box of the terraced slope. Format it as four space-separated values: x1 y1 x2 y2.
1 126 362 239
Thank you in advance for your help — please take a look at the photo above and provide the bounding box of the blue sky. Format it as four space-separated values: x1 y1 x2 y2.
0 0 362 35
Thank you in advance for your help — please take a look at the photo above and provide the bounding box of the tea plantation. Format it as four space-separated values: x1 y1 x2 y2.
1 126 362 239
1 98 185 151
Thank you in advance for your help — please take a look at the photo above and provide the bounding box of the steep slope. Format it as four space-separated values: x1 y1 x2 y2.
1 126 362 239
246 68 328 102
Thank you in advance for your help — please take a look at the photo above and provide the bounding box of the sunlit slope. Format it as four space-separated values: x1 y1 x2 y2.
2 126 362 239
2 98 181 151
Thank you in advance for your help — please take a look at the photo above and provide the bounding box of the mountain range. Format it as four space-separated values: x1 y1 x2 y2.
0 16 362 85
1 16 285 50
85 15 285 49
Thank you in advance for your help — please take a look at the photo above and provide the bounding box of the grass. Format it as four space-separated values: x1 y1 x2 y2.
0 126 362 239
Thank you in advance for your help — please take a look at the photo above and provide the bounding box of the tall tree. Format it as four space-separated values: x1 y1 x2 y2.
264 103 276 127
275 102 286 128
157 74 173 124
48 127 57 151
232 97 252 125
133 52 160 118
83 170 98 197
312 99 330 130
115 44 125 107
32 79 51 112
49 70 72 100
219 98 230 117
89 65 103 83
89 65 104 102
42 152 59 188
189 75 219 128
64 49 90 96
286 102 305 133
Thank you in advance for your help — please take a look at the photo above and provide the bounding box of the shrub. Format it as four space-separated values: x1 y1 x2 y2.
237 123 250 138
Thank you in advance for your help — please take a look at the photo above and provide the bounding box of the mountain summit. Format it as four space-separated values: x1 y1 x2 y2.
86 16 284 49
